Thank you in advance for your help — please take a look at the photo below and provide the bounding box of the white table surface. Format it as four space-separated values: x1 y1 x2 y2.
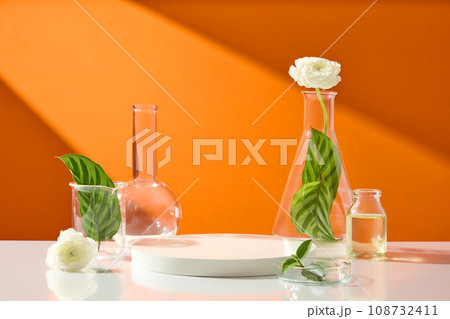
0 240 449 301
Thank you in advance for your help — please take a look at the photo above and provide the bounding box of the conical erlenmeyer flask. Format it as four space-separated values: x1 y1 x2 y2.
273 91 352 240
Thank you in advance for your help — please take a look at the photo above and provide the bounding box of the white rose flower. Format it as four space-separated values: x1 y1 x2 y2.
46 228 97 272
289 57 341 90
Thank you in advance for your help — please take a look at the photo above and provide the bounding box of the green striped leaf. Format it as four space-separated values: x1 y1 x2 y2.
58 154 115 188
80 187 122 242
290 180 334 240
302 139 320 183
292 127 342 240
58 154 121 241
302 128 342 199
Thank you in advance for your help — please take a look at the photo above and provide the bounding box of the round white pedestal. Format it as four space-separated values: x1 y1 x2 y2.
131 234 308 277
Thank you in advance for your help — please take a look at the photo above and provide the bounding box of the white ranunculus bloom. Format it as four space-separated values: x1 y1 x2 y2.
289 57 341 90
46 228 97 272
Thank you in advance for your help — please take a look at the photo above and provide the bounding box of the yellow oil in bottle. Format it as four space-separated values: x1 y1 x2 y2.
346 214 387 259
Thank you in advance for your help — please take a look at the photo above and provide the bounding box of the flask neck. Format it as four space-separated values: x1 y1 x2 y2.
302 91 336 134
132 105 158 182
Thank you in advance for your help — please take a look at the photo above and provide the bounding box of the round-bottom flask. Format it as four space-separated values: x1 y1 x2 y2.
124 105 181 247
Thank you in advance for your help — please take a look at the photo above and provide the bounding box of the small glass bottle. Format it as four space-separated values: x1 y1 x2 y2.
346 189 387 259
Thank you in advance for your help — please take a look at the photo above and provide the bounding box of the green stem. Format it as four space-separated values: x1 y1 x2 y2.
315 88 328 135
294 255 304 268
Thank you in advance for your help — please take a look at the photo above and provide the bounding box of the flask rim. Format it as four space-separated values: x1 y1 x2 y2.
132 104 158 111
301 90 337 96
353 188 381 198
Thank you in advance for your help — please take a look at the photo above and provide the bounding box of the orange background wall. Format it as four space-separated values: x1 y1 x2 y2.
0 0 449 241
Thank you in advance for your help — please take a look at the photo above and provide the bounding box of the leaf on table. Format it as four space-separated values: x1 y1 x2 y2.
282 258 300 274
301 262 326 282
296 239 313 260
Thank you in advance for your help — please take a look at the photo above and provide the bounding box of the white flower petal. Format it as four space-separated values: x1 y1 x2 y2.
45 244 59 270
47 228 96 272
289 65 300 81
289 57 341 89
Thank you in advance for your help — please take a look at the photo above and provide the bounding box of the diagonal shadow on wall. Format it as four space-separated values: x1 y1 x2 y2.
0 78 74 239
133 0 450 161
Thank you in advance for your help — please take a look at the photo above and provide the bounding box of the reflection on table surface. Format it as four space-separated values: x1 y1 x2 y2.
0 241 449 300
46 268 123 301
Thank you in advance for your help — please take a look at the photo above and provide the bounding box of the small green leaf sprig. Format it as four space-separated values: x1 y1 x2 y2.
281 240 326 282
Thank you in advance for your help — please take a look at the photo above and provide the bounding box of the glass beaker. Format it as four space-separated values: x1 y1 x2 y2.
71 181 127 259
